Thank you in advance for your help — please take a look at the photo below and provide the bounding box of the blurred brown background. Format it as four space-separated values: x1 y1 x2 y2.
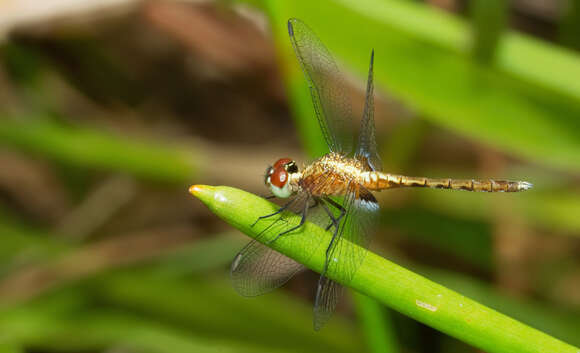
0 0 579 352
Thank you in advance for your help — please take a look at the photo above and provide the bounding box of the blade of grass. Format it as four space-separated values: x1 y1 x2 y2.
0 300 294 353
559 0 580 51
18 227 579 350
0 231 362 353
149 232 246 276
0 344 23 353
469 0 508 64
94 271 361 353
189 184 579 353
412 187 580 235
0 206 69 272
331 0 580 102
0 119 198 184
381 206 493 271
353 292 399 353
421 267 580 346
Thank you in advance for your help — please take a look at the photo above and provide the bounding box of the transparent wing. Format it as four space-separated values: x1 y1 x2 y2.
355 50 382 172
313 275 343 331
288 18 353 154
231 240 305 297
313 183 379 330
231 172 343 297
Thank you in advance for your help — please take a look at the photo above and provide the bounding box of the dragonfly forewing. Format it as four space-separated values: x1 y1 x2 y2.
288 18 353 154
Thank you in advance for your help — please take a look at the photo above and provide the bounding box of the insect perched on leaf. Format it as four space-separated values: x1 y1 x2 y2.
230 18 532 330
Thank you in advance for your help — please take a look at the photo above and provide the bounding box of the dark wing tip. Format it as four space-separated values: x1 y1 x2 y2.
287 18 296 36
370 49 374 65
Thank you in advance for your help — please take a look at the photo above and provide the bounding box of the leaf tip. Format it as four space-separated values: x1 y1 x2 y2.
188 184 203 196
189 185 216 201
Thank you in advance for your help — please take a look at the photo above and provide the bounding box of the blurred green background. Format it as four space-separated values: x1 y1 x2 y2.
0 0 579 352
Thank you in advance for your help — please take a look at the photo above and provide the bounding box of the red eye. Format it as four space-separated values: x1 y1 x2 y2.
273 158 293 170
270 168 288 188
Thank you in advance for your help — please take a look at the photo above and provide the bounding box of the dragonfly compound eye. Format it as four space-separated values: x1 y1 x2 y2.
270 168 288 188
269 167 292 198
273 157 293 170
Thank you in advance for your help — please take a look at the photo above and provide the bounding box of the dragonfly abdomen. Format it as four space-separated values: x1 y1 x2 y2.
361 172 532 192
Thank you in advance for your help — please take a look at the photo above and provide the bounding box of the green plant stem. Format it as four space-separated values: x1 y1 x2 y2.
0 119 198 184
190 185 579 353
559 0 580 51
469 0 508 64
0 344 23 353
353 292 399 353
0 302 290 353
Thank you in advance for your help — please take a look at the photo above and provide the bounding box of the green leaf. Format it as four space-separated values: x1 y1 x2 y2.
422 267 580 347
0 301 296 353
413 188 580 235
0 343 23 353
353 292 399 353
469 0 508 63
95 271 360 353
190 185 579 353
0 119 198 184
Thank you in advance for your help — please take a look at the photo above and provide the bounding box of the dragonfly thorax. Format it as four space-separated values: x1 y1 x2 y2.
298 153 367 197
265 158 299 198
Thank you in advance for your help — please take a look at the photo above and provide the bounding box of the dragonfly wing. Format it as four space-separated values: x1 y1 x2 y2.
355 50 382 172
288 18 353 154
313 276 343 330
313 182 379 330
231 172 344 297
231 239 305 297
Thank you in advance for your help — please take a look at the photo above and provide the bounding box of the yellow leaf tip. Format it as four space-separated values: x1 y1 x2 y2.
189 184 207 196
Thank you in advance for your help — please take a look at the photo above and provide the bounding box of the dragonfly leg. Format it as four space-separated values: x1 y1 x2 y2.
267 197 310 244
322 197 346 230
251 198 296 227
318 200 339 231
322 216 342 274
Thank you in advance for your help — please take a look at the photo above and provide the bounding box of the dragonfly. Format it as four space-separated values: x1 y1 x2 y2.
230 18 533 331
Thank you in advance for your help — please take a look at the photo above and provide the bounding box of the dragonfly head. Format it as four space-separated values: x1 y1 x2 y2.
265 158 298 198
